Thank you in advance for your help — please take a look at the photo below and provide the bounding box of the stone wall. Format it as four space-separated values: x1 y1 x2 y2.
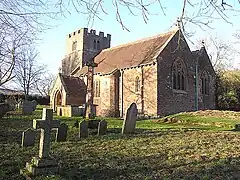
198 49 216 110
62 28 111 76
157 31 215 116
120 65 158 117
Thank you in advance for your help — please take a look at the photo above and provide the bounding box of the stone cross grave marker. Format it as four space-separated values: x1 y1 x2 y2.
122 103 138 134
21 108 61 176
56 123 68 142
79 120 88 138
98 120 107 135
33 108 60 158
21 129 36 147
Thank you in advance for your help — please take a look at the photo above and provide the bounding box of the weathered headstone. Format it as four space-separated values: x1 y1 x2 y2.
121 103 138 134
56 123 68 142
22 100 35 115
20 108 60 176
32 100 38 111
5 98 16 111
79 120 88 138
98 120 107 135
0 103 10 119
21 129 36 147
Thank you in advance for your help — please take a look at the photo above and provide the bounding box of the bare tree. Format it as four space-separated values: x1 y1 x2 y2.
55 0 240 32
195 36 235 71
34 73 56 97
14 46 46 98
0 30 31 86
0 0 58 86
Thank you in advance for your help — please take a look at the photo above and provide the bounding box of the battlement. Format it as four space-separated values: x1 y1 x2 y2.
68 28 111 40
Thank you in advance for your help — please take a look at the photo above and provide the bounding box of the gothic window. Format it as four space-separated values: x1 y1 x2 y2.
201 71 209 95
172 59 187 91
72 41 77 51
93 40 96 49
97 40 100 50
135 76 140 92
94 80 100 97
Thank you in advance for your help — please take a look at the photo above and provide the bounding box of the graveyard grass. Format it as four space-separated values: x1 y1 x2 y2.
1 107 240 179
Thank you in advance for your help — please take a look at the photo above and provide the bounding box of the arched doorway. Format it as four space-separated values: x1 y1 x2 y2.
53 90 62 111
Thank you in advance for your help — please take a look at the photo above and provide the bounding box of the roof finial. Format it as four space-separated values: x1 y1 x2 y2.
176 17 181 29
201 40 205 47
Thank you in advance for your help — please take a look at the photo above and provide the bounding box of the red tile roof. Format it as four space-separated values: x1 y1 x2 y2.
61 75 86 96
76 29 178 76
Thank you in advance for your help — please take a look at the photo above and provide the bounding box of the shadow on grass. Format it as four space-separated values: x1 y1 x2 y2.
58 154 240 180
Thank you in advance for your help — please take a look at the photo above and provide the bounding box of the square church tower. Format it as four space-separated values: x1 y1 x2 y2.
61 28 111 75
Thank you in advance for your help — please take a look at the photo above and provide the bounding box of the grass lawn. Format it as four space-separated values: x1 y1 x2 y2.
1 107 240 179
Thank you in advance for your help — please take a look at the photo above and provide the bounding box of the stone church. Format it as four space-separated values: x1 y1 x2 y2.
50 27 216 117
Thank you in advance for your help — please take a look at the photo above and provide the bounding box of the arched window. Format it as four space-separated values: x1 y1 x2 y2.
201 71 209 95
72 41 77 51
135 76 140 92
172 59 187 91
97 40 100 50
94 80 100 97
93 40 96 49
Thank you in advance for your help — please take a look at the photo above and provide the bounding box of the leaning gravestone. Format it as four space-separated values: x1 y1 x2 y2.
79 120 88 138
21 129 37 147
98 120 107 136
56 123 68 142
20 108 60 176
121 103 138 134
22 100 35 115
0 103 10 119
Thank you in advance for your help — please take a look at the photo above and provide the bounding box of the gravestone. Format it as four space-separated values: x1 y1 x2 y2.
56 123 68 142
20 108 60 176
235 124 240 130
5 98 16 111
32 100 38 111
21 129 36 147
79 120 88 138
122 103 138 134
22 100 35 115
98 120 107 135
0 103 9 119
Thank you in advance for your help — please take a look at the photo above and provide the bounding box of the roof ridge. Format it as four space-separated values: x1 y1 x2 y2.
102 29 178 52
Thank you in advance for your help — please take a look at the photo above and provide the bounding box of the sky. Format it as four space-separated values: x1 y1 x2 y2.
37 0 240 74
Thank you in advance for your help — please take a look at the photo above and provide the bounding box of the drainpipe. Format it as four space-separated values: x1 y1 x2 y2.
195 56 199 111
141 66 144 114
121 70 124 117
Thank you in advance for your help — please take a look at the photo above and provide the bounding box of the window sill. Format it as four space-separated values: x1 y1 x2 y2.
172 89 187 94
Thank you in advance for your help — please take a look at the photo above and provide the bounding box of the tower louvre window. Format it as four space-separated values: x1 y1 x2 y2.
97 40 100 50
93 40 96 49
72 41 77 51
